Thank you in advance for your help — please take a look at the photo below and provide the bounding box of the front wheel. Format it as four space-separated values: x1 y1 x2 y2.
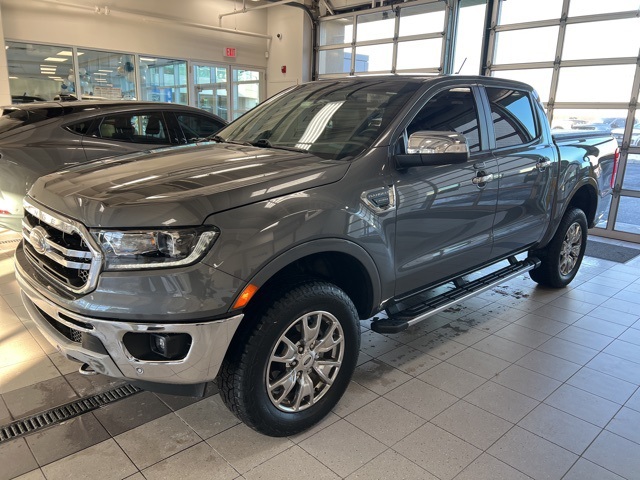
217 281 360 436
529 208 588 288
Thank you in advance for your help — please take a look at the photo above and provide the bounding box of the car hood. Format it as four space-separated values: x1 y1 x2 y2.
27 143 350 228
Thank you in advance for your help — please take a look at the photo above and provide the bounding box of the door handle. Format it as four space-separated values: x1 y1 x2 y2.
536 159 552 170
472 173 494 185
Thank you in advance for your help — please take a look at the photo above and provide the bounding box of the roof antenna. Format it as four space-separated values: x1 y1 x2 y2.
455 57 467 75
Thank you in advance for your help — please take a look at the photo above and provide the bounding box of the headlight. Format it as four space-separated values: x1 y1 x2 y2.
91 227 219 270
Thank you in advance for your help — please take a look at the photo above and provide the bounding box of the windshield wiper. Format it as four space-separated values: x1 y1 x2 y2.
207 134 251 146
249 138 308 153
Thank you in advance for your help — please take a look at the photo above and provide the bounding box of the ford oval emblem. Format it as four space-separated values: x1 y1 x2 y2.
29 226 50 255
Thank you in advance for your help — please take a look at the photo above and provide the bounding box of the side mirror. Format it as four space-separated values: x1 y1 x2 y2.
395 131 470 168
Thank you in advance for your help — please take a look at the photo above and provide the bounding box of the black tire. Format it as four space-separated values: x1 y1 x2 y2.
529 208 588 288
217 281 360 436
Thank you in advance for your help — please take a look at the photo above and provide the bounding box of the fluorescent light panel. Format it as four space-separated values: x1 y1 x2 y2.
44 57 68 62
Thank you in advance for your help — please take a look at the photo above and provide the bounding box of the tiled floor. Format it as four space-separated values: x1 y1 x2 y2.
2 227 640 480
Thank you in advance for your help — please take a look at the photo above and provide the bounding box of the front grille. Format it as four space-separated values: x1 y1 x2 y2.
21 201 101 294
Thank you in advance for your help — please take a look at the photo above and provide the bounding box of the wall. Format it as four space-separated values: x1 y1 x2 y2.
266 5 312 98
1 0 270 70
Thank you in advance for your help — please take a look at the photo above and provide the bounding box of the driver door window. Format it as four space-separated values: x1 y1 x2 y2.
407 88 482 152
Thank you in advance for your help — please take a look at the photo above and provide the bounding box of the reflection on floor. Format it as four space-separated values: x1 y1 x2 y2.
2 227 640 480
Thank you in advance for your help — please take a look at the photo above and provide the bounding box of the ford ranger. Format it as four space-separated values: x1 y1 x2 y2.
14 76 619 436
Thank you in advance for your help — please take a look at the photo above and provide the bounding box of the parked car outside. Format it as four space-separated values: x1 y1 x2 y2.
571 117 627 134
0 101 226 230
611 123 640 147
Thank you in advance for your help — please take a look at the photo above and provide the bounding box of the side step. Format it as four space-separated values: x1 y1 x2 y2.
371 256 540 334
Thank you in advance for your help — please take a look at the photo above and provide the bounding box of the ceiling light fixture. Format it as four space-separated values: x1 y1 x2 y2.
44 57 68 62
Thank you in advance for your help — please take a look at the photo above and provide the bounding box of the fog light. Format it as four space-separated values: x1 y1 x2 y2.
149 333 191 360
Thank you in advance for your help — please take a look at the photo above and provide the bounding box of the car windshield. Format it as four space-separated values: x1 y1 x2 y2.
217 79 421 160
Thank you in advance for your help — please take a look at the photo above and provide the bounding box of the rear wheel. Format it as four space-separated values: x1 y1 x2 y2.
217 281 360 436
529 208 588 288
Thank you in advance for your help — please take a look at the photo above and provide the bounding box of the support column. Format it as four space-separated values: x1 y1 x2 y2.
0 5 11 105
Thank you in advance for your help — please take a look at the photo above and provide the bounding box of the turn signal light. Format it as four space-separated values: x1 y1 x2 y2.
233 283 259 309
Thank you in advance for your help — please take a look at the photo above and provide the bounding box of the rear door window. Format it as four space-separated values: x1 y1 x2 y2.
485 87 538 149
96 112 169 144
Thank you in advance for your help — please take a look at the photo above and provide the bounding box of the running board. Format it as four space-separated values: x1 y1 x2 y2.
371 257 540 334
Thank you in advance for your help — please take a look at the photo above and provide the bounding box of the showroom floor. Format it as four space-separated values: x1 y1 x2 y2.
1 228 640 480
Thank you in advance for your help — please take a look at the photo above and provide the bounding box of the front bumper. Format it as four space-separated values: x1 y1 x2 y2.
17 265 243 386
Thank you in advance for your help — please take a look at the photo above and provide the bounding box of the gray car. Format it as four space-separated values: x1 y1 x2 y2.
0 101 226 230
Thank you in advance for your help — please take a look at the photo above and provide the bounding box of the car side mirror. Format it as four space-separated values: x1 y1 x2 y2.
395 131 470 168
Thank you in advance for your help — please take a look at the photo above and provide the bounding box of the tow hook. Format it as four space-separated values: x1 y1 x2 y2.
79 363 97 376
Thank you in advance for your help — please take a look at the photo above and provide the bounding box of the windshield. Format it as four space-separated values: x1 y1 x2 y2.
217 79 421 160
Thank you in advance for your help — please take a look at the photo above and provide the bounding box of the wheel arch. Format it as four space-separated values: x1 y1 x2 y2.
566 182 598 228
240 239 383 322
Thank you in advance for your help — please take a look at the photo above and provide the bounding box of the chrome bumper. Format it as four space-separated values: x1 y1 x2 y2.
17 271 243 385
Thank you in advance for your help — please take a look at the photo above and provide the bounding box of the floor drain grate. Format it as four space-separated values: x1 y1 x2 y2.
0 383 142 443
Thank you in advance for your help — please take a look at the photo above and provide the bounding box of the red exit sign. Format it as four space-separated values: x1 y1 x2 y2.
224 47 236 58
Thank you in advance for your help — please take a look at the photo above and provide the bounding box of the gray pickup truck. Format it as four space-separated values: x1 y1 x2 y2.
15 76 618 436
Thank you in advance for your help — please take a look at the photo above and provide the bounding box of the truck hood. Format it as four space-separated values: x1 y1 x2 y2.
28 143 350 228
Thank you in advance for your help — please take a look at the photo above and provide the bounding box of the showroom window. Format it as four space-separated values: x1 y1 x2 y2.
231 69 262 120
77 49 136 100
140 57 188 105
5 41 76 101
486 0 640 240
193 64 229 120
5 41 264 122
